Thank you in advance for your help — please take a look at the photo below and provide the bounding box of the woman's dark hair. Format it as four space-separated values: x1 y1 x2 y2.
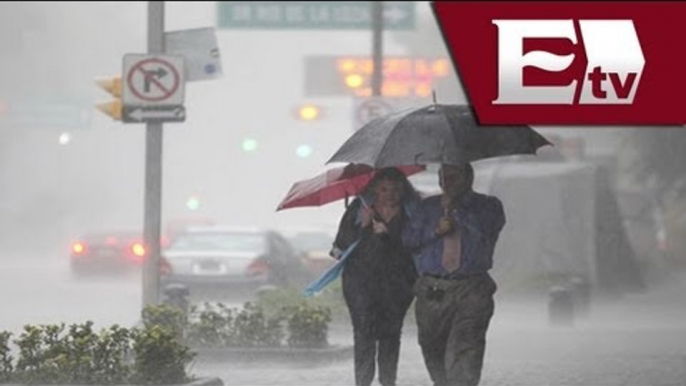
361 167 421 203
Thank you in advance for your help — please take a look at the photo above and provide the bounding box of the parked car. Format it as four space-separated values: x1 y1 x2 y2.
160 226 312 297
69 231 147 277
282 228 336 277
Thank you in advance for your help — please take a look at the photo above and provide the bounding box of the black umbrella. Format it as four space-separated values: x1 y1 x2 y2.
327 104 552 167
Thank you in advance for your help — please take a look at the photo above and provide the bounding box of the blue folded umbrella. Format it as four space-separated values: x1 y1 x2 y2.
303 239 361 298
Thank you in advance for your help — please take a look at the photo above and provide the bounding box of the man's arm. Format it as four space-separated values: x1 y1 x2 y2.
451 196 506 238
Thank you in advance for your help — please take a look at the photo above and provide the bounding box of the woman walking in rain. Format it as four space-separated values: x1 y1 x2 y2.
331 167 420 386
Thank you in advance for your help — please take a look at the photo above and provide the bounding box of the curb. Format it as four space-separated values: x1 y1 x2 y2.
1 376 224 386
193 345 354 363
187 377 224 386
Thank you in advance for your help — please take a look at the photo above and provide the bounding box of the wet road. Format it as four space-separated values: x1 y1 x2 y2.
0 256 141 334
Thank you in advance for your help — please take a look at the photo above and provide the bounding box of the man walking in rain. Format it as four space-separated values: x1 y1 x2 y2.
402 163 505 386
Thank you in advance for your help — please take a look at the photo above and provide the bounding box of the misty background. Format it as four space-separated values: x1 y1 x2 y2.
1 2 686 385
0 1 417 250
2 0 685 291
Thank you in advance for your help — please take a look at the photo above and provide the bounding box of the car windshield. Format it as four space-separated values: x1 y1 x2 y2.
168 232 266 254
82 233 141 244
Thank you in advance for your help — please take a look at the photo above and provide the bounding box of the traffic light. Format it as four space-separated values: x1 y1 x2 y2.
242 138 259 152
345 74 365 89
94 76 123 120
186 195 201 211
296 144 313 159
295 104 322 121
58 132 71 146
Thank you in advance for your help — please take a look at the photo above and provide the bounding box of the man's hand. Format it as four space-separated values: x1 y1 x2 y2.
441 194 456 213
435 216 453 236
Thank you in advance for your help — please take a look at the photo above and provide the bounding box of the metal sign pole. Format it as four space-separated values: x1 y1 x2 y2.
142 0 164 308
371 2 384 97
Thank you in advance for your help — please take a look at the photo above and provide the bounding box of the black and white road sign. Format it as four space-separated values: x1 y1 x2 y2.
123 105 186 123
123 54 185 106
354 97 393 129
353 97 430 131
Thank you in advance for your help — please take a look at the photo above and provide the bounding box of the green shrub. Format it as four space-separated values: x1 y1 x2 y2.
2 299 337 384
256 282 347 323
63 322 98 384
186 303 235 348
14 325 48 384
141 304 187 340
13 322 127 385
0 331 13 383
131 326 194 385
284 303 332 349
0 301 336 384
92 325 132 385
5 320 192 385
186 301 340 350
232 302 284 348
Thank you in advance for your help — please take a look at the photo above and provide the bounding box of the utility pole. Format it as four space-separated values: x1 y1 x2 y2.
142 1 164 307
371 2 383 97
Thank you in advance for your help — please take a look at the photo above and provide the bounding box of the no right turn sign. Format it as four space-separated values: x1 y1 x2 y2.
123 54 185 107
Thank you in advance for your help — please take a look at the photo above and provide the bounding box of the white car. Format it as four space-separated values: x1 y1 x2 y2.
160 226 311 297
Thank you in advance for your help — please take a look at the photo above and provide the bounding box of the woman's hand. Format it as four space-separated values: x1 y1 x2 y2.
372 219 389 234
361 206 374 227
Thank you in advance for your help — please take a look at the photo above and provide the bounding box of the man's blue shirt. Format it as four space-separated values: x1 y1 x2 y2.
402 191 506 275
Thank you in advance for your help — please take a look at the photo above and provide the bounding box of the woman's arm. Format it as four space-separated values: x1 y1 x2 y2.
401 199 440 253
331 199 371 259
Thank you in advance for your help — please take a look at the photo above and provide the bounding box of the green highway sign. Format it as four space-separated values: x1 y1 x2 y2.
217 2 415 30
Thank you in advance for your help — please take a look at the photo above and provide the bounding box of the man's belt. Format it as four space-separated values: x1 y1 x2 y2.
422 272 487 281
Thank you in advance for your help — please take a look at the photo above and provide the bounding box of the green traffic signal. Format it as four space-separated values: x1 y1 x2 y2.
242 138 258 152
186 196 200 211
296 145 313 158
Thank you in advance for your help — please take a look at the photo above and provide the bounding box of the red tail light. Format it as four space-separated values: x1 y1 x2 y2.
71 242 87 255
246 258 269 276
160 256 172 276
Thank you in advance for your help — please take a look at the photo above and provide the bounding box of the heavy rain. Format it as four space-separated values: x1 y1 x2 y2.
1 2 685 386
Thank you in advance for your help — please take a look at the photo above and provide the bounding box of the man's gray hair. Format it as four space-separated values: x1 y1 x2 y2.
439 163 474 185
